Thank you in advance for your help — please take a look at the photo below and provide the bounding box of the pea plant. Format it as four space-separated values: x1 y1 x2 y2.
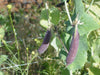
0 0 100 75
38 0 100 74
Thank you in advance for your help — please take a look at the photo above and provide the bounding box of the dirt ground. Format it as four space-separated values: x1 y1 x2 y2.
0 0 43 12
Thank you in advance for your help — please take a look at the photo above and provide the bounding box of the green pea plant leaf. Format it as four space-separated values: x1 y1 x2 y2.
50 7 60 25
51 36 62 52
40 9 49 28
40 7 60 28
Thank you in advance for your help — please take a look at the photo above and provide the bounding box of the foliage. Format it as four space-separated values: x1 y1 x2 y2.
0 0 100 75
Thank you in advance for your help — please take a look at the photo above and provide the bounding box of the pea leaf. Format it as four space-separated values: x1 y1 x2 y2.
40 9 49 28
92 37 100 64
78 13 100 36
88 66 100 75
59 48 67 63
86 2 100 24
61 67 70 75
75 0 85 19
51 36 62 52
75 0 100 36
50 7 60 25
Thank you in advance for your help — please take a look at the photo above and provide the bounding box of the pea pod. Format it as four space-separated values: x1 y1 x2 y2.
66 25 79 66
38 30 51 54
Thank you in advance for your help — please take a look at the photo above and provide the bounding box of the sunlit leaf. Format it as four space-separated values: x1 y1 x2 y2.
40 9 49 28
78 13 100 36
75 0 85 19
88 66 100 75
40 20 49 28
51 36 62 52
86 2 100 24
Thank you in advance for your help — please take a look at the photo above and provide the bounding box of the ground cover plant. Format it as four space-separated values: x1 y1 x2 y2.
0 0 100 75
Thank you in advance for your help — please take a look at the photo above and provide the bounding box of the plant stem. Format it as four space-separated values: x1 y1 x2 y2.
70 70 73 75
45 2 51 30
64 1 72 25
26 48 29 75
8 10 20 64
58 36 68 53
25 53 38 74
2 40 18 62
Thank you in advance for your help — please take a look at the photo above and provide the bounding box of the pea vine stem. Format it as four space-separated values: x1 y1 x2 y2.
64 1 72 25
58 36 68 53
45 2 51 30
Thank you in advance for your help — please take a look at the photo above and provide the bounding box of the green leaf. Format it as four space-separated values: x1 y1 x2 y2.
67 49 87 71
50 7 60 25
78 34 88 51
40 20 49 28
61 67 70 75
0 15 6 25
60 11 68 21
40 9 49 20
0 71 4 75
0 55 8 65
60 32 71 50
51 36 62 52
88 66 100 75
75 0 85 19
40 9 49 28
66 13 100 36
86 2 100 24
66 0 100 36
92 37 100 64
74 0 100 36
67 35 88 71
78 13 100 36
59 48 67 63
88 2 100 18
58 33 70 63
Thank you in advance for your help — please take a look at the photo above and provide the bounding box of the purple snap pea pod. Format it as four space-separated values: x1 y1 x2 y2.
38 30 51 54
66 20 79 66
